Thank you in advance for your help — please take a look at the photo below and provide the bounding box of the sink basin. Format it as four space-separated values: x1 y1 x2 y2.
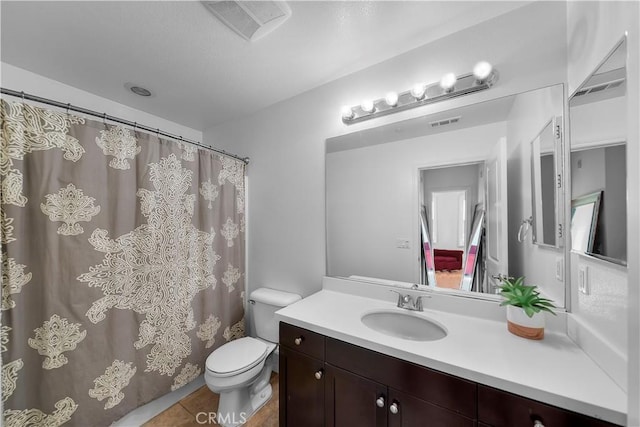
361 310 447 341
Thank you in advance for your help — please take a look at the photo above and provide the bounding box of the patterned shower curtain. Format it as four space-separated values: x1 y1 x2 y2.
0 99 246 426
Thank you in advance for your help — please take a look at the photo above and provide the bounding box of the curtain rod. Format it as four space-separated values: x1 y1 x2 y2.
0 87 250 165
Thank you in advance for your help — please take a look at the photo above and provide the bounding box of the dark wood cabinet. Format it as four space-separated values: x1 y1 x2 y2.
279 322 621 427
387 389 476 427
478 384 619 427
279 347 325 427
325 365 387 427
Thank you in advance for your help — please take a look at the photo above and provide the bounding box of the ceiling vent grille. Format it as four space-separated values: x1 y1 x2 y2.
430 116 461 127
574 78 625 97
202 1 292 41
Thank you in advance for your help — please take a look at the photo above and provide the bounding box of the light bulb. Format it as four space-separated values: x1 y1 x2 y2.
341 106 355 120
361 99 375 113
440 73 457 92
385 92 399 107
473 61 493 83
410 84 426 100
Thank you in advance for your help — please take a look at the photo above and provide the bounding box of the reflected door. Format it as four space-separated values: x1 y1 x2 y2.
485 137 509 291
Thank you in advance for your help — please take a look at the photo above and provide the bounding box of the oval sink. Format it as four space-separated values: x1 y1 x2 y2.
361 310 447 341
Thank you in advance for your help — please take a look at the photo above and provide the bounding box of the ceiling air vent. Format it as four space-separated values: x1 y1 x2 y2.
202 1 292 41
577 78 625 96
430 116 461 128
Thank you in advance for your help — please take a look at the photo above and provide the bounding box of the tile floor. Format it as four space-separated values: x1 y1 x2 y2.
143 374 279 427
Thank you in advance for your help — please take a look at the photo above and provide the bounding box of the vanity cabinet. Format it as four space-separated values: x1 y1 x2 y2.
279 323 619 427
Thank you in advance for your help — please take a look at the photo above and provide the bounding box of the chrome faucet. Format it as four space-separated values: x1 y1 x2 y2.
390 290 427 312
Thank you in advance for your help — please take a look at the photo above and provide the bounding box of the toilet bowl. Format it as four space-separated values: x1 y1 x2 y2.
204 287 301 427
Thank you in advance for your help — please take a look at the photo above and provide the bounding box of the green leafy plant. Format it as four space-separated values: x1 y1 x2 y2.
497 276 557 318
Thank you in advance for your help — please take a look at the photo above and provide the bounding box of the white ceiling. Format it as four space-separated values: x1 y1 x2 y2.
1 1 529 131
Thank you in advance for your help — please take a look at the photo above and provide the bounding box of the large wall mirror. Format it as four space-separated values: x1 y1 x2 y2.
326 84 566 306
569 38 627 266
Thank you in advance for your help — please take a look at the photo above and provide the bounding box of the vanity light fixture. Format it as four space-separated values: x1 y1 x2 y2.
361 99 376 113
341 61 498 125
341 105 355 120
385 92 399 107
473 61 493 84
439 73 457 93
410 84 427 100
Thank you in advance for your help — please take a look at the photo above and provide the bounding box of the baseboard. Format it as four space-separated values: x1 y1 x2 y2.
112 375 205 427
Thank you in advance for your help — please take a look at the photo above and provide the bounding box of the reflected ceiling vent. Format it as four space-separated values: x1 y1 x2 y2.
202 1 292 41
430 116 461 127
574 78 625 97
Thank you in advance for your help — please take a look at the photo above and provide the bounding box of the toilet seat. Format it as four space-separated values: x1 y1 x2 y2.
206 337 268 378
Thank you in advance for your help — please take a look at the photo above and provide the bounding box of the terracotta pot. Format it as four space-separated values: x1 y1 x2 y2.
506 305 545 340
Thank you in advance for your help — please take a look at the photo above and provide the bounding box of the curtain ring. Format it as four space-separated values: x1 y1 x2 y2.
66 103 71 115
20 91 25 102
133 122 137 133
156 128 160 137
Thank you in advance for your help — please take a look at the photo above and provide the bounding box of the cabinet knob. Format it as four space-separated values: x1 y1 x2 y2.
294 337 303 345
389 402 399 415
376 397 385 408
533 420 545 427
314 369 323 380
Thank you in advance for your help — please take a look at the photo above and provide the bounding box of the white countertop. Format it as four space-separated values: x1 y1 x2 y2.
276 289 626 425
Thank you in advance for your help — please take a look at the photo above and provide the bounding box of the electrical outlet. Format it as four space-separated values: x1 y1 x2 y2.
555 257 564 282
578 265 589 295
396 239 410 249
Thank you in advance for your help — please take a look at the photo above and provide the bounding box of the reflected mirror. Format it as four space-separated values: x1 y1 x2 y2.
530 118 562 247
326 84 566 306
569 38 627 266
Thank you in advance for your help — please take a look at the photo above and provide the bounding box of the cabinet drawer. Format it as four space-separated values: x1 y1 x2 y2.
478 385 620 427
280 322 325 360
326 338 477 419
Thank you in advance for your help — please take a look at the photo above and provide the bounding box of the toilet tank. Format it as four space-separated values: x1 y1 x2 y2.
250 288 301 343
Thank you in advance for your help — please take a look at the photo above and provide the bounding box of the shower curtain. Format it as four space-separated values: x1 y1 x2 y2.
0 99 246 426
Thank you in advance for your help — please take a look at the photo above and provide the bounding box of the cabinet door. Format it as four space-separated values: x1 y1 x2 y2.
325 364 387 427
279 347 324 427
387 389 476 427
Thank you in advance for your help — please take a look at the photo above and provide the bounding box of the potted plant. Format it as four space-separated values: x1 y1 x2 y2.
497 276 556 340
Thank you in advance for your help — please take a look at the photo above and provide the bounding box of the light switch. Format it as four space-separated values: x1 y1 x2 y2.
578 265 589 295
556 257 564 282
396 239 410 249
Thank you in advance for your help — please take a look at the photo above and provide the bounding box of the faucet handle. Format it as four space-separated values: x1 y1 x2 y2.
414 295 431 311
389 290 406 307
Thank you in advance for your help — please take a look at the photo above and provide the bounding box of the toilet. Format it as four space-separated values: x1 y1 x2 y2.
204 287 301 426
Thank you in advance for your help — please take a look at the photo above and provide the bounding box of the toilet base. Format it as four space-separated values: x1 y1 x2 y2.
215 363 274 427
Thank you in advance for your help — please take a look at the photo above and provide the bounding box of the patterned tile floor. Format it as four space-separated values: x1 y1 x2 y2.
143 374 279 427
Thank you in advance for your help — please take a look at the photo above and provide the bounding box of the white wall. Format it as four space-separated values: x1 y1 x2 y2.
0 62 205 424
1 62 202 141
204 2 568 302
326 123 504 282
566 1 639 417
505 85 565 306
570 95 626 147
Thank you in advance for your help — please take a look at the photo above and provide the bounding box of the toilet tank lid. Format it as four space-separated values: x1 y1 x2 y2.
249 288 301 307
